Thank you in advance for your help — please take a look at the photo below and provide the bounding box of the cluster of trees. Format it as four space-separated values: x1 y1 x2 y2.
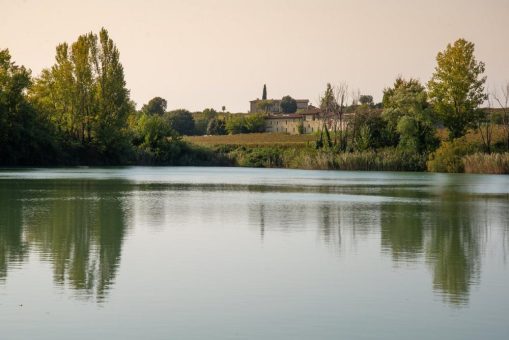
1 29 208 165
315 39 508 162
0 28 263 165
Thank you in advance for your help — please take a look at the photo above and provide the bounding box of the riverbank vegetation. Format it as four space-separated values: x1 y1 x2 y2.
1 30 508 173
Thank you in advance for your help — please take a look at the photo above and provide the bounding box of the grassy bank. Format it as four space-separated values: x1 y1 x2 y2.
185 131 509 173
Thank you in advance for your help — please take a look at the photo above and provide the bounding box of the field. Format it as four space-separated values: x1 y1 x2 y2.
184 133 316 146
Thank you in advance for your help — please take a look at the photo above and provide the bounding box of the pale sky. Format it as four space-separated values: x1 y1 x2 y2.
1 0 508 112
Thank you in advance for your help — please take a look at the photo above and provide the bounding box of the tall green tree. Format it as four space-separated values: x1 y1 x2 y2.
166 109 195 135
262 84 267 100
142 97 167 115
427 39 487 139
359 95 374 106
319 83 338 114
383 77 437 153
30 28 132 161
0 49 57 165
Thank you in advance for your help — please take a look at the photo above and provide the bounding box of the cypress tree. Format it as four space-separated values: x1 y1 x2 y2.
262 84 267 100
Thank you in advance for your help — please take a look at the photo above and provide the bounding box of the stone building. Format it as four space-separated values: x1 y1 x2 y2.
264 108 351 135
250 98 309 113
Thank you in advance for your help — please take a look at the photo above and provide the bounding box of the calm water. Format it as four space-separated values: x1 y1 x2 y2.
0 167 508 339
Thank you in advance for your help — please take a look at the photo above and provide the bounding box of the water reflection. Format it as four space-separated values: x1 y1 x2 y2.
0 180 130 301
0 171 508 308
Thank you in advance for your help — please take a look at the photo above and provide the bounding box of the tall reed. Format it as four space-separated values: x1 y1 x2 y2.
463 153 509 174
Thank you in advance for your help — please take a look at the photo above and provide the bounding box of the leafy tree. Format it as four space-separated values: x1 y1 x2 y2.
193 118 208 135
280 95 297 113
30 28 132 162
202 108 218 120
317 83 338 148
428 39 487 139
245 114 266 132
207 118 227 135
166 109 195 135
383 77 438 153
350 108 393 150
142 97 167 115
225 115 245 134
256 99 274 113
319 83 338 114
359 95 374 106
262 84 267 100
0 49 58 165
225 114 265 134
134 114 182 163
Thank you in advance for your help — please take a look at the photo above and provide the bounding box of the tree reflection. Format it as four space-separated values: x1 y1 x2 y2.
0 179 129 301
0 182 28 282
380 203 425 262
425 198 482 306
380 196 485 306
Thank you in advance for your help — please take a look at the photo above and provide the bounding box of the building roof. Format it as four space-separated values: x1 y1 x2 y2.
250 98 309 103
266 114 304 119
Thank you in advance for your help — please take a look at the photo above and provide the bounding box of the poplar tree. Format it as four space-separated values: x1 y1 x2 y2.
427 39 487 139
30 28 131 157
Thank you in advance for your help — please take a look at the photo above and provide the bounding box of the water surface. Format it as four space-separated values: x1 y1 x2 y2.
1 167 508 339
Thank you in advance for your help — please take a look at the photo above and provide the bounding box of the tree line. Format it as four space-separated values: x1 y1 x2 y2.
1 30 508 169
0 28 262 165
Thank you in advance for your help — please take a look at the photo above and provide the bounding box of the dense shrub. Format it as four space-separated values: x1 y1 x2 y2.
226 114 265 134
427 137 478 173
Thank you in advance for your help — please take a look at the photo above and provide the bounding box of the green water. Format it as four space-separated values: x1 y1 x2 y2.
0 167 508 339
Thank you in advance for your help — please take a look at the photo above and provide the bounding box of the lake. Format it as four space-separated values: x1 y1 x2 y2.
0 167 508 339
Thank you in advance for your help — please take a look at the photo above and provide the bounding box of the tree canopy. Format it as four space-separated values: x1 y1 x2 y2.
0 49 57 165
166 109 195 135
383 77 437 153
280 95 297 113
142 97 167 115
30 28 132 160
427 39 487 139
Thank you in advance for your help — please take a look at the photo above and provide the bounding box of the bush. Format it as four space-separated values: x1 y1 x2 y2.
427 137 478 173
207 118 227 135
226 114 266 134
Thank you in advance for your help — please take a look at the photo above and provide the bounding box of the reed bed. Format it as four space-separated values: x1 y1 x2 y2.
463 153 509 174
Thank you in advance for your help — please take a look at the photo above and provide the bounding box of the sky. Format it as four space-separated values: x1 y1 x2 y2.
1 0 508 112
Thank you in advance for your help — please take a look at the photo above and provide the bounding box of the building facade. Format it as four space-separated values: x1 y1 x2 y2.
250 99 310 113
265 110 351 135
